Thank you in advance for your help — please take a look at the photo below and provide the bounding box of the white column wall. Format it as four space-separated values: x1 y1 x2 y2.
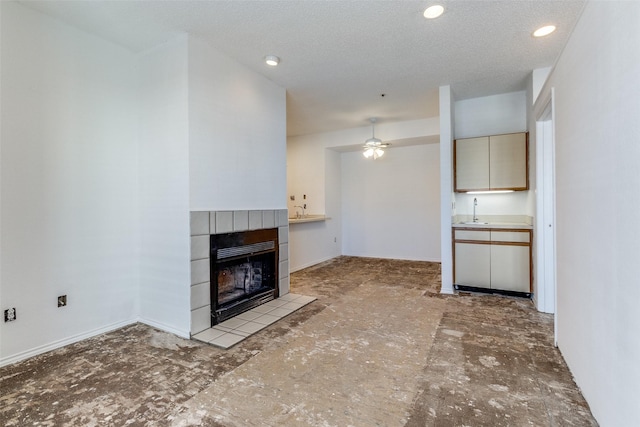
534 1 640 425
0 2 139 364
527 69 542 310
137 37 191 337
439 85 454 294
188 37 287 211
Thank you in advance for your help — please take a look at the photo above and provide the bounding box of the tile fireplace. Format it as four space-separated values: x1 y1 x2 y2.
189 209 289 336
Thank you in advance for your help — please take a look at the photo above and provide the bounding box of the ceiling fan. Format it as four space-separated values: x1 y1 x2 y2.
363 117 390 159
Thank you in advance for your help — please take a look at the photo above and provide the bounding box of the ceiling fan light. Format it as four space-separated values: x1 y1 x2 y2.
363 117 388 159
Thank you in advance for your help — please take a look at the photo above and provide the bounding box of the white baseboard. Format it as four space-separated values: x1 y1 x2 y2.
289 255 339 273
1 317 191 368
137 317 190 339
440 285 455 295
0 318 137 368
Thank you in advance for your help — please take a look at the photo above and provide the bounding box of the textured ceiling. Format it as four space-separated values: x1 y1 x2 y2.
20 0 586 137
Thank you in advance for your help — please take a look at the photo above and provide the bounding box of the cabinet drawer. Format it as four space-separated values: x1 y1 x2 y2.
490 231 530 243
455 230 490 241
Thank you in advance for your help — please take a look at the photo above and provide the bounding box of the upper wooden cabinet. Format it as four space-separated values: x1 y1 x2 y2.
454 132 528 192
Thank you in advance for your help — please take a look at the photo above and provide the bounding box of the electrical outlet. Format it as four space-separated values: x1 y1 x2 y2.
4 308 16 322
303 204 306 209
303 194 306 199
58 295 67 307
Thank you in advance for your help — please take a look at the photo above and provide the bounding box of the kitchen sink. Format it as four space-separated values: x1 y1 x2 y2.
461 221 489 225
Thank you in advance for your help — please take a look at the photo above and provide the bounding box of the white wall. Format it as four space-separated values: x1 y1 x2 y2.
535 2 640 425
341 143 441 261
324 148 343 257
287 148 342 272
286 134 327 216
288 118 439 214
454 192 531 216
188 37 287 211
0 3 289 364
137 37 191 337
0 2 139 364
454 91 527 138
287 118 440 271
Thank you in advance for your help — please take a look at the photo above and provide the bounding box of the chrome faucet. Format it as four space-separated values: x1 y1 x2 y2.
293 205 305 218
472 198 478 222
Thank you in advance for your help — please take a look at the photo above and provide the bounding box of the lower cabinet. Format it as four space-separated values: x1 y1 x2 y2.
454 228 532 294
455 242 490 288
490 244 530 293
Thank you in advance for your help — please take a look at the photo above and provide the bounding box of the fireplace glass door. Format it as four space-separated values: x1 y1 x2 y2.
210 228 278 324
216 252 275 306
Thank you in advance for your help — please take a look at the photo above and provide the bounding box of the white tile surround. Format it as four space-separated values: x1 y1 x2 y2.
190 209 290 336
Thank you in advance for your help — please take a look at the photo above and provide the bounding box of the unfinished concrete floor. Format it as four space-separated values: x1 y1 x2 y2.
1 257 597 426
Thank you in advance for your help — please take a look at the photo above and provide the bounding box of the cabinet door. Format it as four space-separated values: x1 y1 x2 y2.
489 133 527 190
455 137 489 191
454 242 491 288
490 244 530 292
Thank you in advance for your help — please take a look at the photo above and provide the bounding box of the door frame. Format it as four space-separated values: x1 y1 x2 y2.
535 88 558 344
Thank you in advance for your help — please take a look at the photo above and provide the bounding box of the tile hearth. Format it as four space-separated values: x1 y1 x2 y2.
192 293 316 348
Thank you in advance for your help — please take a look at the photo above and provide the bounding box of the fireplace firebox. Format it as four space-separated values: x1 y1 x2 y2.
210 228 279 325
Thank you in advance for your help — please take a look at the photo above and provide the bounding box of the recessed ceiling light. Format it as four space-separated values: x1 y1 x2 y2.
423 5 444 19
265 55 280 66
533 25 556 37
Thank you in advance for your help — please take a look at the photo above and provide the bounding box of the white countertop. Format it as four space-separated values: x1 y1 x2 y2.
452 215 533 230
452 222 532 230
288 215 329 224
